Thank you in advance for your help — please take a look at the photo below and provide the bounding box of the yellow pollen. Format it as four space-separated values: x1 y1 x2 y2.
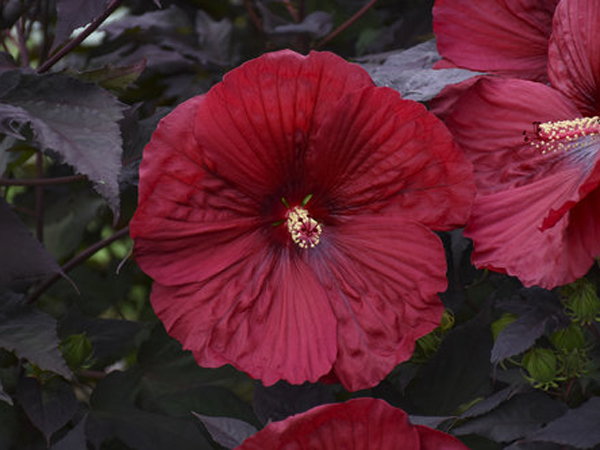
528 116 600 154
286 206 323 249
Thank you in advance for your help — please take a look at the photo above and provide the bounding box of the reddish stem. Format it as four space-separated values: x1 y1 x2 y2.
315 0 378 48
35 152 44 242
37 0 123 73
0 174 88 186
26 226 130 304
243 0 263 33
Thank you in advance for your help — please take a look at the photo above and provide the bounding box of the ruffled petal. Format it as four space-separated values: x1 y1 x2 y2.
150 247 337 386
444 78 585 194
311 216 447 391
416 425 469 450
433 0 558 81
565 185 600 273
464 172 595 288
307 86 474 230
548 0 600 116
130 96 264 286
194 50 374 200
238 398 421 449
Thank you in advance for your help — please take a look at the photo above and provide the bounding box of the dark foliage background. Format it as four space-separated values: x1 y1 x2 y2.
0 0 599 449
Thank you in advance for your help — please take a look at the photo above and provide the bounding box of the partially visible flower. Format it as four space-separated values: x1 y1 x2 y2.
433 0 559 81
130 50 474 391
443 0 600 288
237 398 468 450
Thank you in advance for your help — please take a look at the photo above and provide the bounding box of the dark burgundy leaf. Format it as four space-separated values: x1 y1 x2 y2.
50 414 87 450
529 397 600 449
0 377 12 405
410 315 493 415
54 0 109 48
0 288 71 377
359 40 482 102
193 413 257 449
195 10 233 65
492 291 568 363
454 392 567 442
0 199 62 291
460 385 531 419
16 376 78 445
0 72 126 215
87 370 212 450
253 380 334 424
271 11 333 38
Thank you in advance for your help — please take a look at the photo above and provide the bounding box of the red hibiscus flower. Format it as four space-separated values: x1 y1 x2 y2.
237 398 468 449
129 50 474 391
433 0 559 82
444 0 600 288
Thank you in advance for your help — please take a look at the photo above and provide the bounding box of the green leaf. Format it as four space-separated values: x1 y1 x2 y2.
0 289 71 378
16 376 78 445
0 71 126 215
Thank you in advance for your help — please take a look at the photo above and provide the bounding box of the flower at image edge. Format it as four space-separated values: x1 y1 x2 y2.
130 50 475 391
237 398 469 449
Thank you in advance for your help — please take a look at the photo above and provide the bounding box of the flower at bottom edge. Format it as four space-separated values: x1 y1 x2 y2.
236 398 468 450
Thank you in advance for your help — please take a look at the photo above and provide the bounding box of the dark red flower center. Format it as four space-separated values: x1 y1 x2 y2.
285 205 323 249
527 116 600 155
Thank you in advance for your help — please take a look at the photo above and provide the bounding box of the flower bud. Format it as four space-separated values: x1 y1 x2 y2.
550 323 586 352
522 348 557 384
562 279 600 324
491 313 518 341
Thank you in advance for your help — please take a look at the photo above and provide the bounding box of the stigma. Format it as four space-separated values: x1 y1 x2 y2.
286 206 322 249
526 116 600 155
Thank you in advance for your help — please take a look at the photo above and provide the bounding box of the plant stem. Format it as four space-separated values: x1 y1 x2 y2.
281 0 299 22
243 0 263 33
26 226 130 304
0 174 88 186
35 151 43 242
37 0 123 73
315 0 378 49
16 18 30 66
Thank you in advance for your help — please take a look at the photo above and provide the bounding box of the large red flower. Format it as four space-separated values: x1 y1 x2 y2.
130 50 474 391
444 0 600 288
237 398 468 449
433 0 559 82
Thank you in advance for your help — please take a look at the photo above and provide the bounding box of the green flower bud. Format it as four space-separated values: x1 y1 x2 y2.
550 323 586 352
523 348 557 384
562 279 600 324
491 313 518 341
60 333 93 369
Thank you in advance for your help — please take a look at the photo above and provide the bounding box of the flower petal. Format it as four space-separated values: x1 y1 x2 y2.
130 96 264 286
548 0 600 116
238 398 421 449
312 216 447 391
433 0 558 81
444 78 585 194
416 425 469 450
464 172 595 288
150 248 338 386
307 86 474 230
194 50 374 199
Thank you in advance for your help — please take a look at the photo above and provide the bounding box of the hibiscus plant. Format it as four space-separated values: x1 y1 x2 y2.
0 0 599 449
